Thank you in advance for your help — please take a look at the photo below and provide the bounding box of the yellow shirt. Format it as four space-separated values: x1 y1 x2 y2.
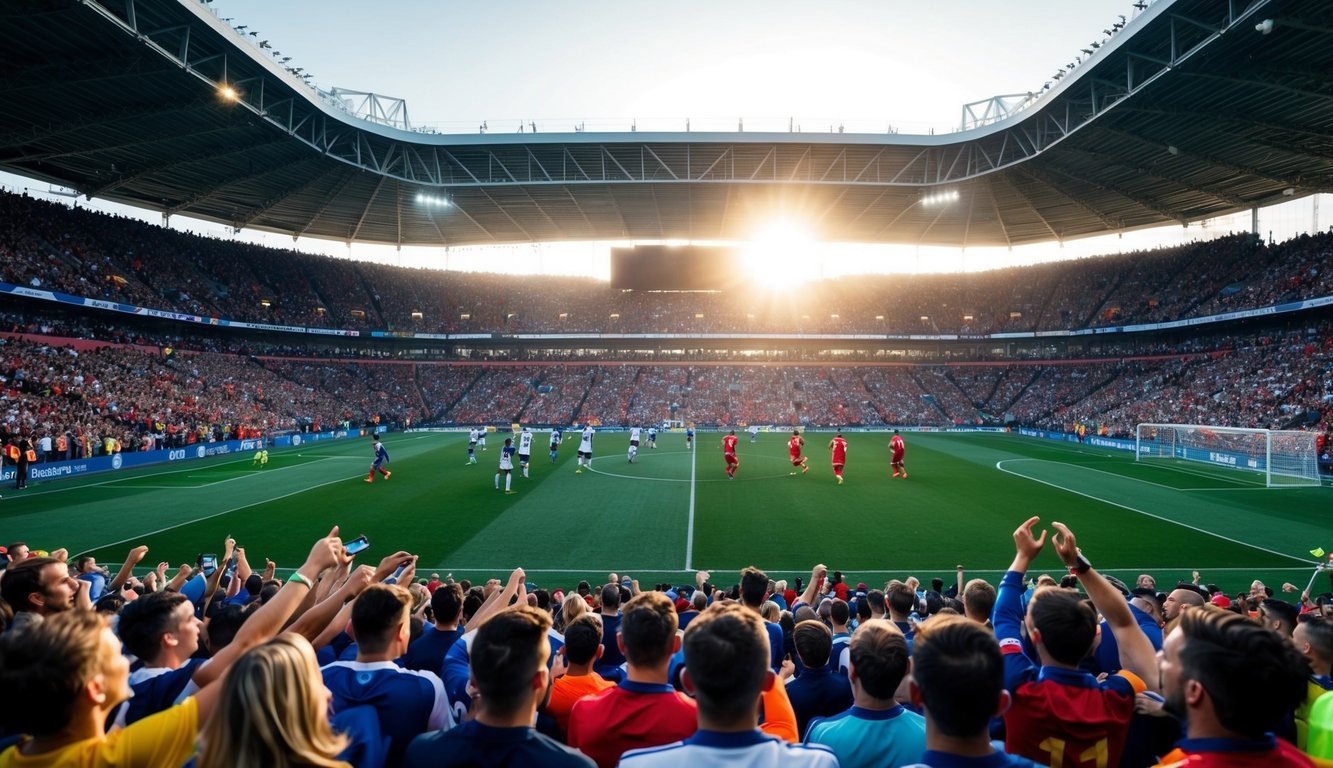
0 696 198 768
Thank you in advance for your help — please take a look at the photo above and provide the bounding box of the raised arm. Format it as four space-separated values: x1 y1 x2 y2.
108 545 149 592
1051 522 1157 692
797 563 828 609
287 565 375 641
468 567 526 630
193 527 342 690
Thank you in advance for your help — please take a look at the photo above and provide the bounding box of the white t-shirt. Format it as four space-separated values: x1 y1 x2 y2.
579 427 594 452
468 429 480 444
518 431 533 455
629 427 642 442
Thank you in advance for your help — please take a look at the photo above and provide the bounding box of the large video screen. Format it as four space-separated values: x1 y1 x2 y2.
610 246 737 290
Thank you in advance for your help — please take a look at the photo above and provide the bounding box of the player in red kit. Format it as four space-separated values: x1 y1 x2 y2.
828 432 848 485
788 430 809 475
722 430 740 478
889 429 907 478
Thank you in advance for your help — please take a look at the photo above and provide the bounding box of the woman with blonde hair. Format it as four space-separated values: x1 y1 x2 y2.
558 590 589 631
199 634 349 768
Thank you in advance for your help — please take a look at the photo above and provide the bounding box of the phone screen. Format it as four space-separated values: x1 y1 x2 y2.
345 535 370 555
384 563 408 585
200 555 218 576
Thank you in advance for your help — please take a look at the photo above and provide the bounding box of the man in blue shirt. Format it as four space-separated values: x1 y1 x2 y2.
805 621 924 768
404 605 593 768
401 582 464 677
323 584 452 765
786 620 852 739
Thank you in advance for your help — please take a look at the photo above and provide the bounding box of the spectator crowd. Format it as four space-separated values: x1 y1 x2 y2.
1 519 1330 766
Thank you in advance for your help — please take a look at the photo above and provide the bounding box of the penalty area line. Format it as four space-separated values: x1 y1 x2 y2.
995 460 1310 565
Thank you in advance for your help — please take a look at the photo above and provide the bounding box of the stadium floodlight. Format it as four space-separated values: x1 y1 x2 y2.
1255 19 1274 34
920 189 960 207
1135 423 1321 487
415 193 451 208
218 84 239 102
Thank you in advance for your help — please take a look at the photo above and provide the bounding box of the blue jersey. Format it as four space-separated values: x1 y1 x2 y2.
503 444 517 459
686 429 694 438
373 442 389 463
322 660 452 766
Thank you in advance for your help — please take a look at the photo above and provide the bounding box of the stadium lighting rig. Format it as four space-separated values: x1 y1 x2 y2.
415 193 452 208
920 189 960 207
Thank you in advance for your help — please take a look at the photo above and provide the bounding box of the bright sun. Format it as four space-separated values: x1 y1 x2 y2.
742 222 820 291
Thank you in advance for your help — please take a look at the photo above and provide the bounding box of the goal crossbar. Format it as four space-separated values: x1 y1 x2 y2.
1135 423 1320 488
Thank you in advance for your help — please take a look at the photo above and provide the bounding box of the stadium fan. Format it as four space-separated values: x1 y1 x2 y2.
619 603 837 767
404 606 593 768
0 556 87 632
805 620 925 768
994 517 1159 768
544 613 615 739
198 635 348 768
1293 618 1333 751
567 591 697 768
784 620 853 740
321 583 452 766
909 615 1045 768
1155 608 1314 768
400 582 465 676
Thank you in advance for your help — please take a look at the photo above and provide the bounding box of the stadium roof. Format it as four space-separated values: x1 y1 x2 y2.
2 0 1330 248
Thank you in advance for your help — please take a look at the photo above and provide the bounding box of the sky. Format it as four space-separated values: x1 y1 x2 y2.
5 0 1328 282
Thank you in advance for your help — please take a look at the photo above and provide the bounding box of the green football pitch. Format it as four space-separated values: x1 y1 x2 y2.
6 431 1330 596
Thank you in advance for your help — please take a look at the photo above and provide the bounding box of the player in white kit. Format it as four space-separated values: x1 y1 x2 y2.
575 425 594 474
517 427 533 478
628 426 642 462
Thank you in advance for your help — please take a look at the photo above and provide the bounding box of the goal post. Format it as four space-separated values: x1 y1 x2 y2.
1135 423 1321 487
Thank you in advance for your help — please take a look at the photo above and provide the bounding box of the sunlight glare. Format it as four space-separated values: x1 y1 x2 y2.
742 222 820 291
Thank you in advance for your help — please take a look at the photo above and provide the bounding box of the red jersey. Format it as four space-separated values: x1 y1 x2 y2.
568 680 698 768
723 435 739 455
788 435 804 458
890 434 905 457
829 436 847 464
1153 737 1314 768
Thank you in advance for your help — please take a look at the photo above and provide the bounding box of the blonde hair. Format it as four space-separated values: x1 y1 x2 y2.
559 592 589 630
199 634 349 768
760 601 781 623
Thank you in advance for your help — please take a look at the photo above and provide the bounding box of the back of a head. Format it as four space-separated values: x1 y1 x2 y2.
794 619 833 668
600 583 621 611
561 592 589 628
620 591 678 666
963 579 997 621
0 609 106 737
1028 587 1098 665
691 591 708 611
351 584 411 655
886 580 917 617
830 598 850 626
684 603 769 725
200 635 346 768
117 590 189 661
562 613 604 666
740 566 768 609
866 589 886 615
1175 607 1310 739
207 604 252 652
462 587 485 622
244 573 263 596
912 615 1004 738
849 621 910 700
431 582 464 625
0 556 59 613
470 606 551 717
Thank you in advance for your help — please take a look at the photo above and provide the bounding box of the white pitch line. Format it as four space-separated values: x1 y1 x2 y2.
685 443 697 571
82 472 368 553
995 459 1310 564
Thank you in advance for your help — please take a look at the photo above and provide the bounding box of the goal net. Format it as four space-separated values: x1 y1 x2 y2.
1135 423 1321 487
